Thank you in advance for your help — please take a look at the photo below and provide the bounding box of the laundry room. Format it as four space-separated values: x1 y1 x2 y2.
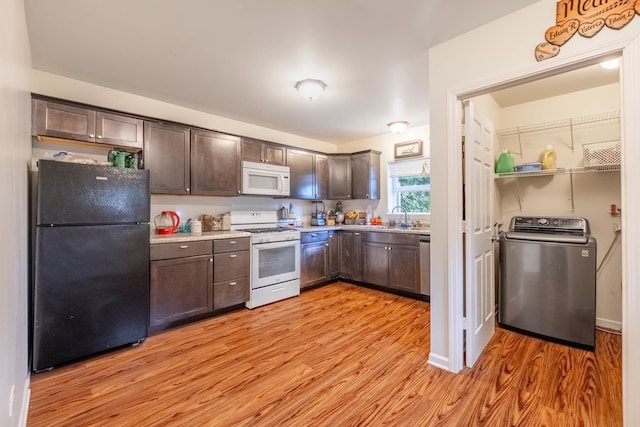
470 58 623 335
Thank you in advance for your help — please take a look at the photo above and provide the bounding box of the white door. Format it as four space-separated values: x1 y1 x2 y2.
464 100 495 367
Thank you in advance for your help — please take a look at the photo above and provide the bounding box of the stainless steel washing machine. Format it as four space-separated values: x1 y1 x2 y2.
498 216 597 349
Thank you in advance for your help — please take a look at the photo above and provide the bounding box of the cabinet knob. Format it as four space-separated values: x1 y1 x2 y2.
209 258 213 262
347 195 351 199
88 134 95 138
325 243 329 247
186 187 190 192
97 135 103 139
366 194 370 199
354 233 360 236
238 190 241 194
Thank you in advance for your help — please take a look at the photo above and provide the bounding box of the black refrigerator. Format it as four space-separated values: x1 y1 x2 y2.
32 160 150 372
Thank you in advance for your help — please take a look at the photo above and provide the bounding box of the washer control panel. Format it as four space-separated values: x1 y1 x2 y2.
510 216 589 235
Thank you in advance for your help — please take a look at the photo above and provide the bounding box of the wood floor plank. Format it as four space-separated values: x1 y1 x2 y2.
28 282 622 426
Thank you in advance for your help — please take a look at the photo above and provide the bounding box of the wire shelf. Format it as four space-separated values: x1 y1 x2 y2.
494 164 621 179
496 111 620 137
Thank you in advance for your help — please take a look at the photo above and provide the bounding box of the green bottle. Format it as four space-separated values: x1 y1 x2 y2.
495 150 514 173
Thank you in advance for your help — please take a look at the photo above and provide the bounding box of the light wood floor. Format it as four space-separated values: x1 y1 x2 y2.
28 282 622 426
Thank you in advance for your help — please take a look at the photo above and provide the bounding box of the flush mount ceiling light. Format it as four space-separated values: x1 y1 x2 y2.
295 79 326 101
600 58 620 69
387 120 409 134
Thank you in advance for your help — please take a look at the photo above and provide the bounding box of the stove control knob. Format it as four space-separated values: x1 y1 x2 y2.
538 218 548 225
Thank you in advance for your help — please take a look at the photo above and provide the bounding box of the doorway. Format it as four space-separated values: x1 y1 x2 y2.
466 59 623 356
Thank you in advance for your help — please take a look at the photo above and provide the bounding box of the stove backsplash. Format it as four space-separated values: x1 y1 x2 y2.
151 194 382 227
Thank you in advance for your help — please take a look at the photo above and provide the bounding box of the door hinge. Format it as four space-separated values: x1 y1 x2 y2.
461 123 466 137
461 220 468 234
462 317 469 330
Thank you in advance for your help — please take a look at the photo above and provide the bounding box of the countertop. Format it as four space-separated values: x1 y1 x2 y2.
150 230 251 244
150 225 430 244
296 225 430 235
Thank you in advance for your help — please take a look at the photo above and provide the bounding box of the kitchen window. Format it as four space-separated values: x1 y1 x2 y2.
388 158 431 213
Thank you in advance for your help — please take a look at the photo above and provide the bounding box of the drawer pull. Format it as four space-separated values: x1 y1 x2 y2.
229 282 237 286
271 287 285 293
229 241 237 244
229 254 237 258
179 245 189 249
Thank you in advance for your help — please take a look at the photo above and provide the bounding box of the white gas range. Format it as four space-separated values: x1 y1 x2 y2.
230 211 301 309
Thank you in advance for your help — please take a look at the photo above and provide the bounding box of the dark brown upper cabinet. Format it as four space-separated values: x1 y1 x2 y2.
144 121 191 195
241 137 287 165
351 150 381 200
287 149 327 200
328 155 352 200
191 130 241 196
32 98 143 150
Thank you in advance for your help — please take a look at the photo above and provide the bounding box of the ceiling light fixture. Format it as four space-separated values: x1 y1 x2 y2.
387 120 409 134
600 58 620 69
295 79 326 101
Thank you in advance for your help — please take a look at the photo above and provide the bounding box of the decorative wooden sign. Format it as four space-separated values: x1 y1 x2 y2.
535 0 639 61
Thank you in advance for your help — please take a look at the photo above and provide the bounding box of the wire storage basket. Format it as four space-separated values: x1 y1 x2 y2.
583 141 621 167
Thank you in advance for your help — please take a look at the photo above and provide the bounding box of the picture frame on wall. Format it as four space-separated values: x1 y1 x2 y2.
394 139 423 159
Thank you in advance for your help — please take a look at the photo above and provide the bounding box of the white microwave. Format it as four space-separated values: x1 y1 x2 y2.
242 161 290 196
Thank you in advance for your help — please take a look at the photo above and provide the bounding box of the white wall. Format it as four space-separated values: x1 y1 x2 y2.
0 0 32 425
428 0 640 424
492 83 622 330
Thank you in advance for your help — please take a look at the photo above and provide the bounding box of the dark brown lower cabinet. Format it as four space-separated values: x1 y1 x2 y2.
212 237 250 310
301 241 328 289
150 241 213 332
361 233 420 294
339 231 362 281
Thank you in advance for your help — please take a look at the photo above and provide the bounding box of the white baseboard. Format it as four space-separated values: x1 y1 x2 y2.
596 317 622 332
427 352 450 371
18 378 30 427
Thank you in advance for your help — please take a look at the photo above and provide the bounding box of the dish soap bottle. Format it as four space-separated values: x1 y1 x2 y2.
495 149 514 173
541 145 556 170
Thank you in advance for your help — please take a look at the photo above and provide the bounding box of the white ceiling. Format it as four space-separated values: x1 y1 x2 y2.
26 0 548 143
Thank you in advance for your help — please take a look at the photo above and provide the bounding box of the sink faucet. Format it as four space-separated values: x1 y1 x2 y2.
391 205 408 226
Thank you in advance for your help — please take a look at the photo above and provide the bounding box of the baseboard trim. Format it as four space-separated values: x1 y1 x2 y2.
427 352 450 371
19 378 30 427
596 317 622 332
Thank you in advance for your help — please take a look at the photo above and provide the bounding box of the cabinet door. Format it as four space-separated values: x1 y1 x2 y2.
362 241 389 286
191 130 241 196
242 138 287 165
300 242 328 289
388 244 420 293
328 155 352 200
150 254 213 330
241 138 264 163
213 250 250 282
144 121 191 194
328 232 340 279
95 112 143 149
352 151 381 199
315 153 329 200
339 231 362 280
213 277 249 310
288 148 315 199
33 99 96 142
264 143 287 165
339 232 354 278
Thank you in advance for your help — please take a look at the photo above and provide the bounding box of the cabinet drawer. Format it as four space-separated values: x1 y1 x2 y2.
213 251 250 282
361 232 419 246
150 240 212 261
301 231 329 244
213 277 249 310
213 237 250 253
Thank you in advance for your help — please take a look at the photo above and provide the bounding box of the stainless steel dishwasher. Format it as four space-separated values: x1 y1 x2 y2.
498 216 596 349
419 235 430 298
